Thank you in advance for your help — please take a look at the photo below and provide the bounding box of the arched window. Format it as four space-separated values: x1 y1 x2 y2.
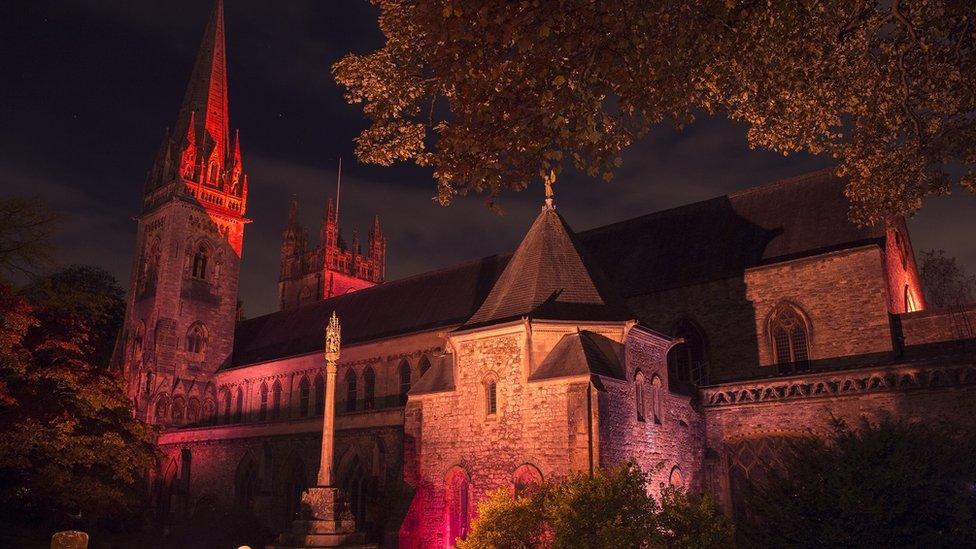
513 464 543 496
669 466 684 487
667 319 708 390
894 229 909 269
419 355 431 377
314 375 325 416
171 396 185 425
187 398 200 424
651 375 663 425
446 468 471 543
299 286 312 306
235 456 259 510
144 370 154 395
768 304 810 368
180 449 192 489
203 398 215 424
259 382 269 421
363 366 376 410
131 321 146 364
234 387 244 423
222 390 232 424
398 360 411 405
155 394 170 423
299 376 311 418
905 284 919 313
141 238 161 294
634 371 646 422
191 244 209 280
345 369 358 412
485 377 498 416
272 380 282 420
185 323 207 354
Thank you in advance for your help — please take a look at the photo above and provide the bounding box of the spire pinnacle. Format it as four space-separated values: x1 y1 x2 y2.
174 0 230 168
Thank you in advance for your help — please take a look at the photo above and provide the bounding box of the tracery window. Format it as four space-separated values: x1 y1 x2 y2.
223 390 232 424
203 398 216 424
185 323 207 354
299 376 311 418
314 374 325 416
155 394 170 423
171 396 185 424
187 398 200 424
259 382 269 421
769 304 810 368
634 371 646 422
398 360 411 406
272 380 282 419
905 285 919 313
363 366 376 410
667 319 708 390
345 369 358 412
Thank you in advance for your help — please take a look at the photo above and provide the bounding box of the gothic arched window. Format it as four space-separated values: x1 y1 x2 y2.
363 366 376 410
447 468 471 543
398 360 411 405
131 321 146 364
419 355 431 377
299 376 311 418
155 394 170 423
192 244 209 280
485 375 498 416
905 284 919 313
187 398 200 424
345 369 358 413
314 374 325 416
234 387 244 423
634 370 646 422
667 319 708 391
203 398 216 424
272 380 282 419
651 375 663 425
259 382 269 421
185 323 207 354
141 238 161 294
768 304 811 368
223 390 232 424
144 370 154 395
171 396 185 425
513 464 543 496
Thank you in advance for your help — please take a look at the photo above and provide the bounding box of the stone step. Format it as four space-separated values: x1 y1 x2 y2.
276 531 366 546
290 519 357 535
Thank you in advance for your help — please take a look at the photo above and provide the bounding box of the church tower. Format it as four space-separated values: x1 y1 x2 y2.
115 0 247 427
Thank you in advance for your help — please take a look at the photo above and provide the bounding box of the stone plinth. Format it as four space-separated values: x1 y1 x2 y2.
268 486 376 549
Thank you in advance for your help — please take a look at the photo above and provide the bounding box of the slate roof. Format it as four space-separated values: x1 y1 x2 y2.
408 355 454 395
462 204 632 329
529 330 626 382
228 169 880 368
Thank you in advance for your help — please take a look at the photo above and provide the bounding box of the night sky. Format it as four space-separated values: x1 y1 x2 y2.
2 0 973 317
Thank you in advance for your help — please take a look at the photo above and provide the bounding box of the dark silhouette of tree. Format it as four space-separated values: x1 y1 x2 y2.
739 418 976 548
335 1 975 224
919 249 976 309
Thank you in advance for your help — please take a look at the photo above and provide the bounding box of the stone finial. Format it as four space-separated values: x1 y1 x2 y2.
325 311 341 363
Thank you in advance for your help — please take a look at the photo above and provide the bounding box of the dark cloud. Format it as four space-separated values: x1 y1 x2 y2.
0 0 972 316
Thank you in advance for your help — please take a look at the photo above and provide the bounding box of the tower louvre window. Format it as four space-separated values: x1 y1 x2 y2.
192 245 209 280
185 324 207 354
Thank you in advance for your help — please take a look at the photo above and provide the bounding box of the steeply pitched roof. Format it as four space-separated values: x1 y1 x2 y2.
229 255 507 367
462 204 632 329
529 330 625 382
229 169 880 368
578 170 884 296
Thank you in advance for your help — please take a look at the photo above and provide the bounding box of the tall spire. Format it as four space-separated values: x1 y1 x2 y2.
174 0 230 166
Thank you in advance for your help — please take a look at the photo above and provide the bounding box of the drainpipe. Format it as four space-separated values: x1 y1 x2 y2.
586 381 594 477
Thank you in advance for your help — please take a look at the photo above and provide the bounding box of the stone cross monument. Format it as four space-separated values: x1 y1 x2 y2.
270 312 376 548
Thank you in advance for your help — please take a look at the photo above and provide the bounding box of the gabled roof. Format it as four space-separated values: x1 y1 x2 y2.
228 170 881 368
462 203 632 329
529 330 625 382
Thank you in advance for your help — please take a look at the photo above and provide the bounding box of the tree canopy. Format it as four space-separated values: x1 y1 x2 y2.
335 0 976 223
457 463 733 548
739 418 976 547
919 249 976 308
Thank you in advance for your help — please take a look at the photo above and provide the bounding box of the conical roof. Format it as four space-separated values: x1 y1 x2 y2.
462 203 631 329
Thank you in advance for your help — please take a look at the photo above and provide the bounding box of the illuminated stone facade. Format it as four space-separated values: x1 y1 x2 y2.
115 2 976 547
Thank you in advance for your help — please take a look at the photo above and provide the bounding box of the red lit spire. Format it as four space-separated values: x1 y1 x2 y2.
174 0 230 168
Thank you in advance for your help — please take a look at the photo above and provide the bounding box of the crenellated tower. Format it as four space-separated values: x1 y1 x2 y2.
278 196 385 310
114 0 247 427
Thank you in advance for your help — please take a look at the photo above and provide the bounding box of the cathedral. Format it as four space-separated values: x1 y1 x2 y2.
112 2 976 547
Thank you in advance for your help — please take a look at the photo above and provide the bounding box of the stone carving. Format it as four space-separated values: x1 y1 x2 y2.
703 363 976 407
